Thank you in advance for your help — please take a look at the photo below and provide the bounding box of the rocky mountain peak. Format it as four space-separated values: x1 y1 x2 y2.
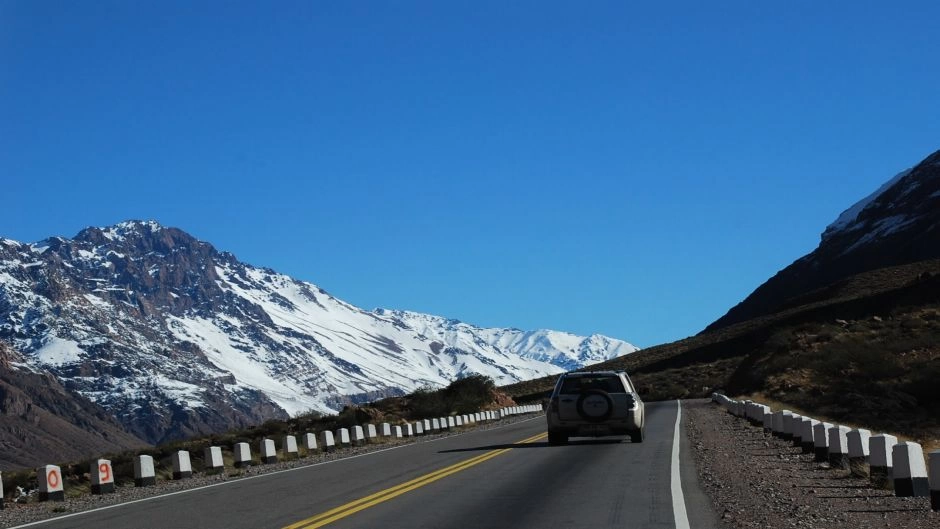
0 221 638 449
708 147 940 331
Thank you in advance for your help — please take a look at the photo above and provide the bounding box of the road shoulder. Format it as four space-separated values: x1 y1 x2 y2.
683 398 937 529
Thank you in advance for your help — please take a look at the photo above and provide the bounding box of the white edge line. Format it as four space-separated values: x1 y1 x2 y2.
672 399 691 529
8 415 543 529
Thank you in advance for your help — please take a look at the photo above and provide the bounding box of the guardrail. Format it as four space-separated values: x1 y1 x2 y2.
0 404 544 506
711 393 939 511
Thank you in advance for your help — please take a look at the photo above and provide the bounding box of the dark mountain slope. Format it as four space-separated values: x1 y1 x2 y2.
0 343 146 470
709 149 940 331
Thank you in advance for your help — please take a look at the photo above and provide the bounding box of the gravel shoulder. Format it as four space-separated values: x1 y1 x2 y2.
684 398 938 529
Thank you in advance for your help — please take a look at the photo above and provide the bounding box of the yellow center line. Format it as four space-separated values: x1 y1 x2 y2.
283 432 548 529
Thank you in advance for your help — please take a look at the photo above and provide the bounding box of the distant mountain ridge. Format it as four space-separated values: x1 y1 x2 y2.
708 148 940 330
0 221 638 447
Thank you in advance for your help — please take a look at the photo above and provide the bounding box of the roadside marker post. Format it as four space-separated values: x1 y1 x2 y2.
283 435 299 459
813 422 833 463
37 465 64 502
205 446 224 473
91 459 115 494
800 418 819 454
828 425 851 469
336 428 351 446
352 426 366 445
847 429 872 477
303 433 318 454
134 455 156 487
172 450 193 480
892 442 929 497
928 450 940 511
320 430 336 451
870 434 898 489
261 439 277 464
234 442 252 468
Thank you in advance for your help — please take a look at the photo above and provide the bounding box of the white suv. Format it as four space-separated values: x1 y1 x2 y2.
546 370 645 445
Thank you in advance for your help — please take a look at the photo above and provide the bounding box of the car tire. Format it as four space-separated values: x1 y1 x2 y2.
548 431 568 445
630 427 644 443
575 389 614 422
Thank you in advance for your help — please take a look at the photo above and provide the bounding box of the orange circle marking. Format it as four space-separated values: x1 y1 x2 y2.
99 463 111 482
47 469 60 489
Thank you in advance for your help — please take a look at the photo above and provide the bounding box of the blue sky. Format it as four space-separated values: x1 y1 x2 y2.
2 1 939 347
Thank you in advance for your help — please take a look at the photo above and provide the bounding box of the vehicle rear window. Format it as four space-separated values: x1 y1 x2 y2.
559 375 624 394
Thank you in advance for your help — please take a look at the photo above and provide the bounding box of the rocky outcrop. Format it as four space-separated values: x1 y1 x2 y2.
0 344 146 470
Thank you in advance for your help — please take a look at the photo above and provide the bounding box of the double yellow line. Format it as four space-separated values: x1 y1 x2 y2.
283 432 547 529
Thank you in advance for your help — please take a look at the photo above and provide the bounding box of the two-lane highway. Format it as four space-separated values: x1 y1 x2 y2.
13 401 717 529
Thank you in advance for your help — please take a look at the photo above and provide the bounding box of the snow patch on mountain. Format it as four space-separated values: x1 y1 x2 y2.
0 221 640 441
823 168 913 240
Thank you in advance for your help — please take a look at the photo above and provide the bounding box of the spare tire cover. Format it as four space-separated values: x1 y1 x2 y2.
576 389 613 422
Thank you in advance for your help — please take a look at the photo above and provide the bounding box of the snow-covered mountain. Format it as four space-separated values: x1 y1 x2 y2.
0 221 638 443
709 148 940 330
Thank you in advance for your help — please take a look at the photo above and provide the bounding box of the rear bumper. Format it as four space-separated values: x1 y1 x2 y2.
546 412 642 437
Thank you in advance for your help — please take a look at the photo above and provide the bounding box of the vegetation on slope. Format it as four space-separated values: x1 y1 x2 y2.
504 259 940 447
0 374 513 504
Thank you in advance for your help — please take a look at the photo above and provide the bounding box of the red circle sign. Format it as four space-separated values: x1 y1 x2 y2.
99 463 111 482
47 469 60 489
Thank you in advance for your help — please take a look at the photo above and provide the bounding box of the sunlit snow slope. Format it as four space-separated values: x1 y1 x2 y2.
0 221 638 442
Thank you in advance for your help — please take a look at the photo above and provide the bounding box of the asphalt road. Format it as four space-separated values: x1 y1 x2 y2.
15 401 718 529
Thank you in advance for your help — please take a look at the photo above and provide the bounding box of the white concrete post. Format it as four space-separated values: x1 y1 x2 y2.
788 414 804 446
929 450 940 511
780 411 794 440
870 434 898 488
455 416 464 426
381 423 392 437
321 430 336 451
828 425 851 469
892 442 929 497
37 465 64 501
402 424 414 437
366 424 378 441
847 429 871 476
173 450 193 479
283 435 298 459
134 455 156 487
336 428 351 446
90 459 115 495
423 419 432 431
813 422 833 462
352 425 365 444
800 418 819 454
234 442 252 468
393 426 403 438
204 446 224 472
431 418 441 431
260 439 277 464
762 408 773 433
771 411 786 438
414 422 424 435
303 433 318 454
447 417 456 428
